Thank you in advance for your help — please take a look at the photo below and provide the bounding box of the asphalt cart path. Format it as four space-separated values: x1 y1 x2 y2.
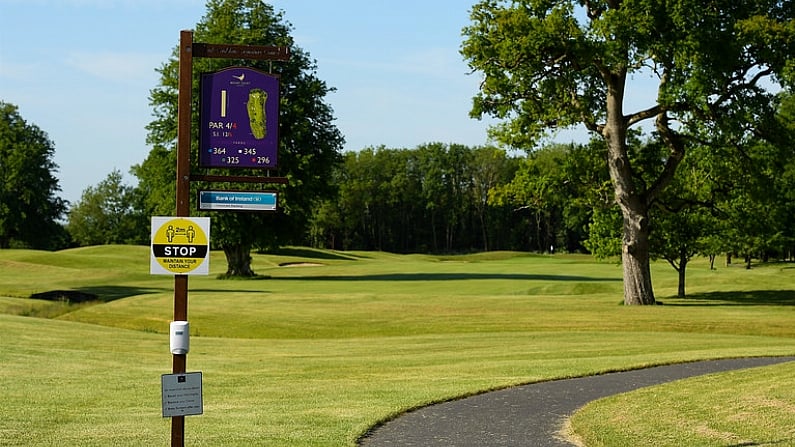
358 357 795 447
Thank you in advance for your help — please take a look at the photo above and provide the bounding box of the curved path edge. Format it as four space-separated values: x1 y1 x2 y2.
358 356 795 447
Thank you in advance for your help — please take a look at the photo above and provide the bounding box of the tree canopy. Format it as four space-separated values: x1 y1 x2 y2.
135 0 344 276
462 0 795 304
0 101 68 249
67 169 147 246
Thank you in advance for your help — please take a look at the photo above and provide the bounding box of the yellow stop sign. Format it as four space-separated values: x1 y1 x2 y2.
150 217 210 275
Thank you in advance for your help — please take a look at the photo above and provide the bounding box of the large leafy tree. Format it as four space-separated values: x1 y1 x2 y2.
67 169 148 246
647 142 719 297
462 0 795 304
136 0 343 276
0 101 68 249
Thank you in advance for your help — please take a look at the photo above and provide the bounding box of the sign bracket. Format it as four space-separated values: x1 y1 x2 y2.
192 43 290 61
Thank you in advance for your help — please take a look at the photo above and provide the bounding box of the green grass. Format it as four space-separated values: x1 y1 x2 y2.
569 362 795 446
1 246 794 446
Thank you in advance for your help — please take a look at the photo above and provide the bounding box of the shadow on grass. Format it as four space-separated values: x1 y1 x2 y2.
30 286 167 304
190 288 272 294
259 247 362 260
669 290 795 306
271 273 621 282
727 437 795 446
77 285 168 302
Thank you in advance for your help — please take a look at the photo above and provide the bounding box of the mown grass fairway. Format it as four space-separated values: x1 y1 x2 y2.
1 246 794 446
568 360 795 446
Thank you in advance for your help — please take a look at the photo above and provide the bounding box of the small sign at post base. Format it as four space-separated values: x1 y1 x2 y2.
162 372 203 418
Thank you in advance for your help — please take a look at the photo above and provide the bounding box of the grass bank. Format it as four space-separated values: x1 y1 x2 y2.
1 246 793 446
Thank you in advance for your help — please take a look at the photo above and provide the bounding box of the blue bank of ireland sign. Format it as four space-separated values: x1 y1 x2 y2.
198 190 277 212
199 67 280 169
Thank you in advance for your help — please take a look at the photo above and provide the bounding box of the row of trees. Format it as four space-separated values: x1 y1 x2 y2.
306 120 795 291
306 141 607 255
0 101 149 250
3 0 795 305
60 117 795 297
309 144 525 253
62 116 795 264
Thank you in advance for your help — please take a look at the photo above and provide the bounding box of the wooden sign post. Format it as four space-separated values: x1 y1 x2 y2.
170 30 289 447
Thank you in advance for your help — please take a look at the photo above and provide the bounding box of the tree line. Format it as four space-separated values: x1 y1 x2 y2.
2 95 795 297
3 0 795 305
309 130 795 261
4 104 793 270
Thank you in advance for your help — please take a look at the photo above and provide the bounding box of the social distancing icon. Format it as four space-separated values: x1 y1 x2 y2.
151 217 211 275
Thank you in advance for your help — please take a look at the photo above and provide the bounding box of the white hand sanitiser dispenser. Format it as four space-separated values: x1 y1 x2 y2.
170 321 190 355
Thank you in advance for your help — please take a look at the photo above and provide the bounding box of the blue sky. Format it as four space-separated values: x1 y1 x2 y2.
1 0 511 205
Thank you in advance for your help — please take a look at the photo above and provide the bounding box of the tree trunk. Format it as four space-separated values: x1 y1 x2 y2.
620 209 656 305
222 243 255 277
677 251 688 298
480 212 489 252
603 70 656 306
430 212 438 252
